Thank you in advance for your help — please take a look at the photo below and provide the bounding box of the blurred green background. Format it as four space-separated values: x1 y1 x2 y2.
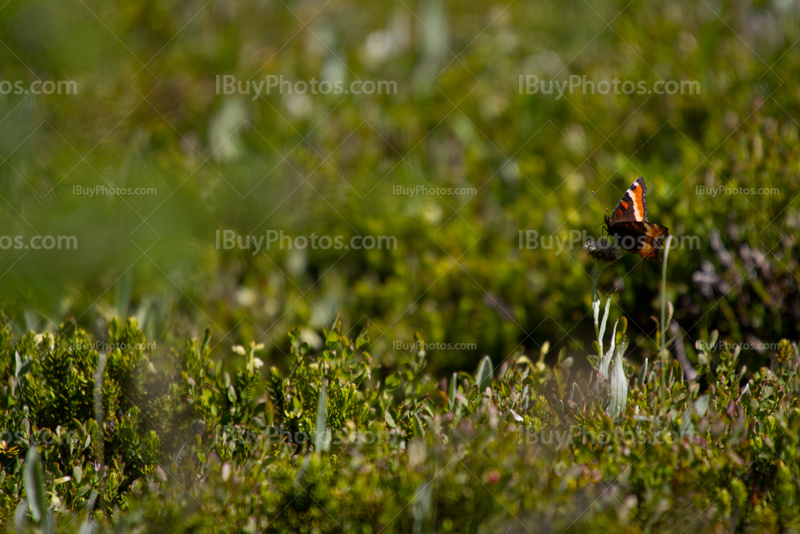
0 0 798 374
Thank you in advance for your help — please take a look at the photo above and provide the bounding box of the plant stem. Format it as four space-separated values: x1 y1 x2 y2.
660 236 673 354
591 262 609 305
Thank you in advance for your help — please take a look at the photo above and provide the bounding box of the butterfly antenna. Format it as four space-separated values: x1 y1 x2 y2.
591 190 610 214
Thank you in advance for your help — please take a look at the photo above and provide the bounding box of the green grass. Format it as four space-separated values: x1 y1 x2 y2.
2 313 800 532
1 0 800 531
0 0 798 373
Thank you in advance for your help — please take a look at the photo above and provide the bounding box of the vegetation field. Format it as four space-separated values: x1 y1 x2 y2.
1 0 800 532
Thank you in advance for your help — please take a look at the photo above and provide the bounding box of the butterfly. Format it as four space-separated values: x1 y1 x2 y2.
604 177 670 262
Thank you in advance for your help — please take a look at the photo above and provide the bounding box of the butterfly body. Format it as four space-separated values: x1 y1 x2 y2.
604 177 669 262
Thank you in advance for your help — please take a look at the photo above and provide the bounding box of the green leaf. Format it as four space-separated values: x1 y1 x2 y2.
289 396 303 418
680 394 710 438
639 358 648 384
73 465 83 484
598 320 618 380
709 330 719 350
385 409 397 429
617 316 627 337
24 446 46 523
597 298 611 356
538 342 550 363
607 337 629 420
448 372 457 411
385 373 400 389
325 328 340 349
592 298 601 339
476 355 493 391
414 414 424 436
315 381 328 454
14 500 28 534
694 394 710 417
93 351 107 469
201 328 212 354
